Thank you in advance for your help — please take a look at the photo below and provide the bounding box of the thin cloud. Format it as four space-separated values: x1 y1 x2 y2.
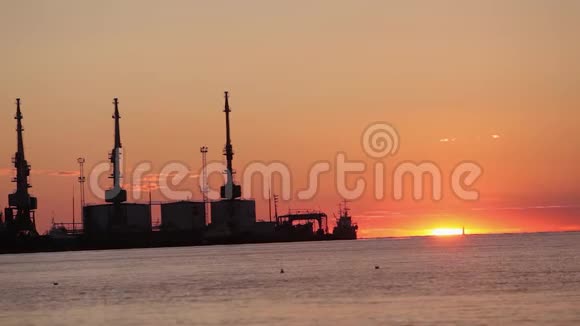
50 170 79 177
36 170 78 177
0 168 79 177
125 183 166 192
439 135 501 143
358 210 405 219
472 204 580 212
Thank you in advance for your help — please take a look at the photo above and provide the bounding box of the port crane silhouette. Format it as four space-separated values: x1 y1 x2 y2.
3 99 38 237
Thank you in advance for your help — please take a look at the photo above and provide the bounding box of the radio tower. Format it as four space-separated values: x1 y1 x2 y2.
200 146 209 224
77 157 86 232
4 98 38 237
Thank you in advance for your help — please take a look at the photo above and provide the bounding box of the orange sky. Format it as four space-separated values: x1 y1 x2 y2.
0 1 579 236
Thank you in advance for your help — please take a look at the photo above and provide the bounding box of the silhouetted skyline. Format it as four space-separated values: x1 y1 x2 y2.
1 1 579 236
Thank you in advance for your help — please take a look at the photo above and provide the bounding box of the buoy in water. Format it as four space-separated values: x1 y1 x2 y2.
374 265 380 270
280 268 285 274
53 282 59 286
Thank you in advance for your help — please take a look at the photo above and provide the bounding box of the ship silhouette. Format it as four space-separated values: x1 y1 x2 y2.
332 201 358 240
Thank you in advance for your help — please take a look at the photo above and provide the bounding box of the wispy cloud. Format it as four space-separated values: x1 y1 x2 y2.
472 204 580 212
0 168 79 177
47 170 79 177
124 183 165 192
439 134 502 143
358 210 405 219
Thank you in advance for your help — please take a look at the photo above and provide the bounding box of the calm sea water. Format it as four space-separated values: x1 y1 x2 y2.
0 233 579 325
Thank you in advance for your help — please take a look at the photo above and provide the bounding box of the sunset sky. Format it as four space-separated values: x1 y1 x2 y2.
1 1 579 236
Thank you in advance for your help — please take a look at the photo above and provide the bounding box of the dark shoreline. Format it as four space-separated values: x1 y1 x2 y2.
0 231 355 255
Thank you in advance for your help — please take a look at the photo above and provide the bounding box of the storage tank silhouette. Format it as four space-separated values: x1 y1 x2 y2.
161 201 206 231
210 199 256 230
83 203 151 234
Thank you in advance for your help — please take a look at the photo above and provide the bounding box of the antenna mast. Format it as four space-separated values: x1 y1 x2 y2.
200 146 209 224
72 183 76 232
77 157 86 231
273 194 279 225
268 186 272 223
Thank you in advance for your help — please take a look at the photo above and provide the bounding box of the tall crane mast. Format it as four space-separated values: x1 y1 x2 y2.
105 98 127 204
220 91 241 199
4 98 38 237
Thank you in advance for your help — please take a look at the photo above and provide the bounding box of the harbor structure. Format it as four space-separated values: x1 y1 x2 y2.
211 92 257 231
161 201 206 231
3 99 38 237
83 98 151 236
2 93 357 253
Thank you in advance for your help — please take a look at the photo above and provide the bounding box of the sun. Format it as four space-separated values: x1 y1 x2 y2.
431 228 464 236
